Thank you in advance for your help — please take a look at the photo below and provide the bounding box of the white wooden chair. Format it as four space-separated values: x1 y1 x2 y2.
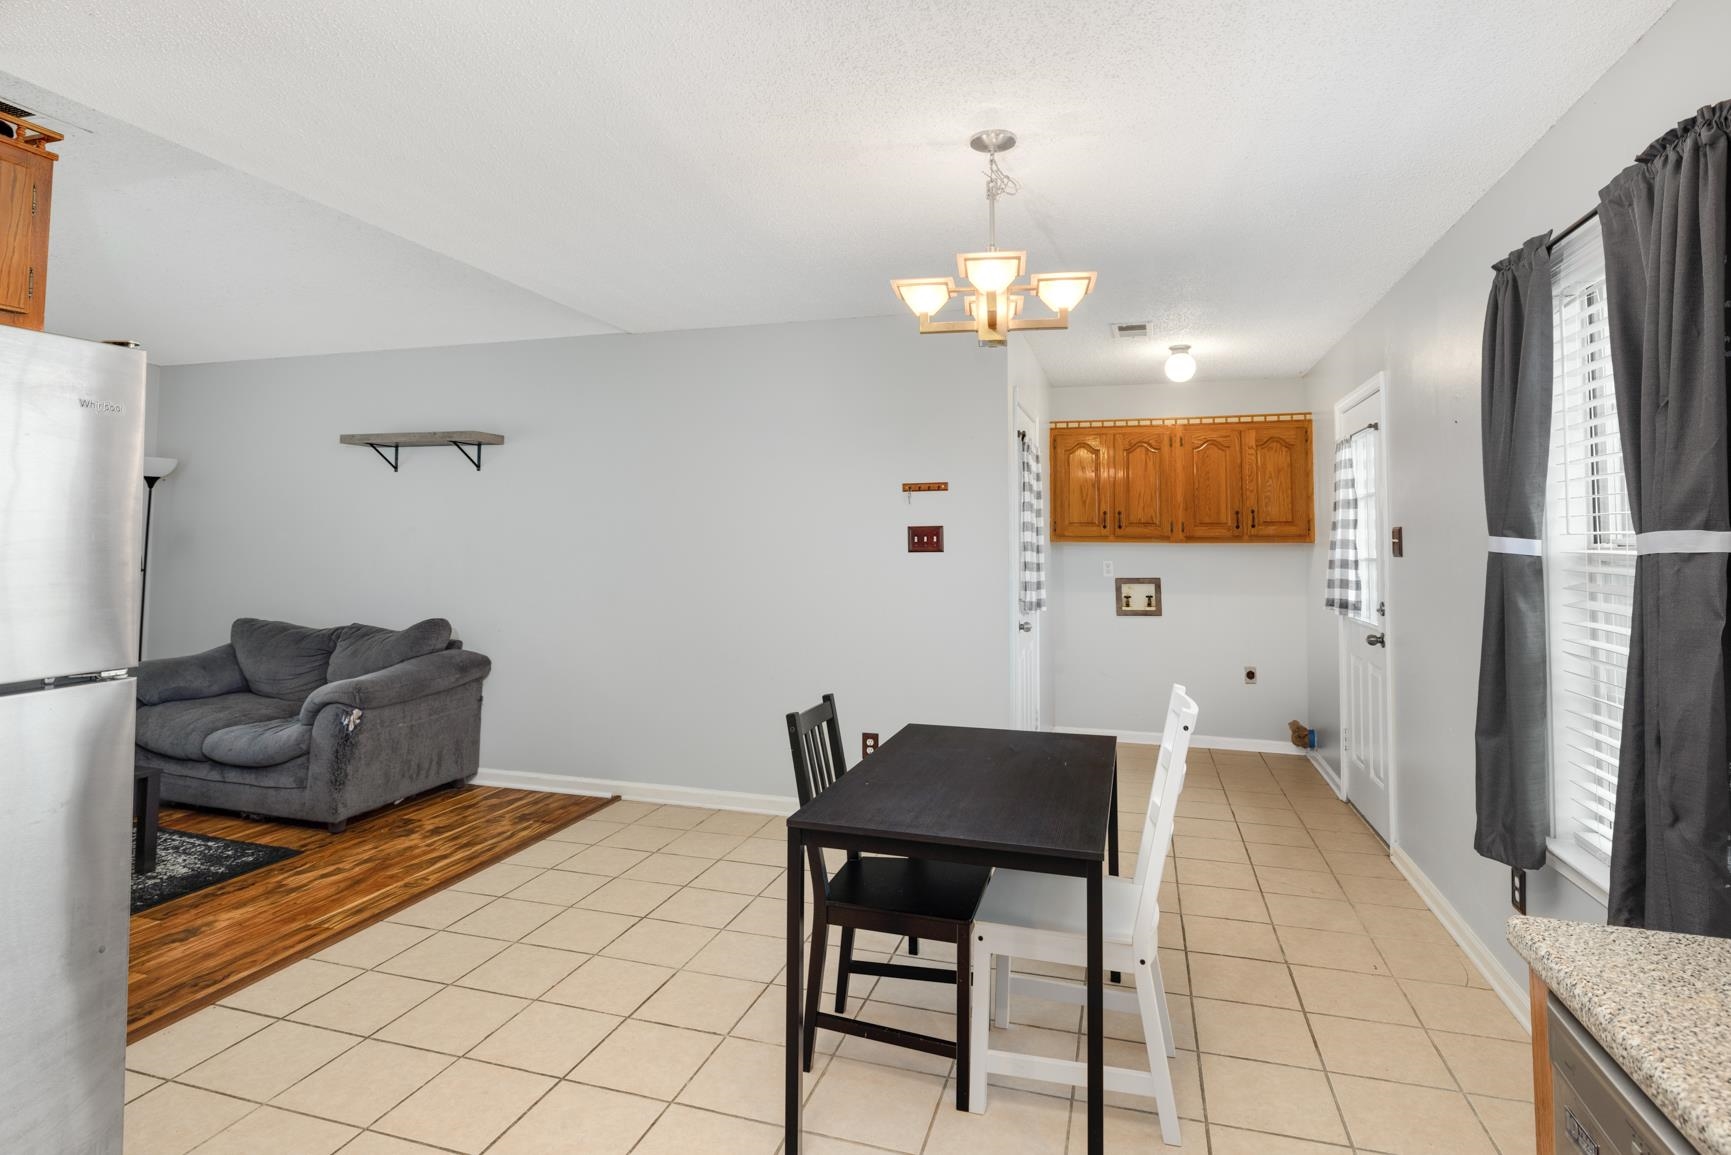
967 684 1198 1145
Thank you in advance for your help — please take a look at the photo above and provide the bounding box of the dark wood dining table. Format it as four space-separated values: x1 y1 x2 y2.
784 723 1120 1155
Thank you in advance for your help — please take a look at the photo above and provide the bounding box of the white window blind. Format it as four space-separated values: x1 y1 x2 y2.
1544 217 1633 875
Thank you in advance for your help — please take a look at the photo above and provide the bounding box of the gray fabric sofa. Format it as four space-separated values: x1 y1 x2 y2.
136 617 490 831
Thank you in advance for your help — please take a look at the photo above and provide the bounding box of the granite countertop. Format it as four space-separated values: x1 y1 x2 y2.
1509 915 1731 1155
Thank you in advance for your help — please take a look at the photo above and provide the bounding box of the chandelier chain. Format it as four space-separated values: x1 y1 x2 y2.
983 154 1019 251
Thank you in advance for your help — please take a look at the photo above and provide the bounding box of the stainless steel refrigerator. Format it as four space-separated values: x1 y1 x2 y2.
1 326 145 1154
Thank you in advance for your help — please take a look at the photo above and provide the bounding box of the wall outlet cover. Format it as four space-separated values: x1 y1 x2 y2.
1244 666 1258 684
1102 560 1114 577
862 732 879 758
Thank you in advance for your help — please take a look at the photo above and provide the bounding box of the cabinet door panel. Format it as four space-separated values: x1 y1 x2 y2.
1113 429 1173 540
1246 422 1313 541
1178 426 1243 540
0 150 33 316
1050 430 1110 540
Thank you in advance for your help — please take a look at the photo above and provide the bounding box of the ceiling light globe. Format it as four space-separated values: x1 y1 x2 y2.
1164 345 1197 383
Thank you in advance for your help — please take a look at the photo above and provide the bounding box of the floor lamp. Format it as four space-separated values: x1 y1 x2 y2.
140 457 178 659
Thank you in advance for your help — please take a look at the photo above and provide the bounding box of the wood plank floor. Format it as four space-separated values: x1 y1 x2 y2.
129 785 610 1042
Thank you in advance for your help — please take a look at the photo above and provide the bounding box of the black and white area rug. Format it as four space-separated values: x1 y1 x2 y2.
131 829 300 914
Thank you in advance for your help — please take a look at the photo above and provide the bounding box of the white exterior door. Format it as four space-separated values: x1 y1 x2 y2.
1013 407 1041 730
1338 384 1393 841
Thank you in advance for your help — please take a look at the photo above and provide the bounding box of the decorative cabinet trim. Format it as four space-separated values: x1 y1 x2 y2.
1049 413 1314 544
1051 412 1311 430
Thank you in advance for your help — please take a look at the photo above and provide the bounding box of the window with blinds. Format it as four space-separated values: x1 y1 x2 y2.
1544 217 1633 876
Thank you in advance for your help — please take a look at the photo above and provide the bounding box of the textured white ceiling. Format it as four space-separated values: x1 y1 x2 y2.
5 0 1673 379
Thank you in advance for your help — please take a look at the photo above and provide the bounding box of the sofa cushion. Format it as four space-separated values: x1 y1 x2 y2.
135 692 299 761
231 618 340 701
136 644 247 705
203 719 313 768
327 618 453 683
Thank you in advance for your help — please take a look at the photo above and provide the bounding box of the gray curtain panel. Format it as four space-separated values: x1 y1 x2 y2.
1474 233 1553 871
1598 101 1731 936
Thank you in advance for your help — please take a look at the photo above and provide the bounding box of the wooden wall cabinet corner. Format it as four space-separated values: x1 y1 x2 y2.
0 112 62 333
1049 414 1314 544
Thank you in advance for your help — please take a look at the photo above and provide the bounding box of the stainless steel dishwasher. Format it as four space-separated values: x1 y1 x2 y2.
1549 994 1698 1154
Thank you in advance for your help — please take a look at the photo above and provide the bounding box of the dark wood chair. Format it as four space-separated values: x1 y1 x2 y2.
786 694 992 1105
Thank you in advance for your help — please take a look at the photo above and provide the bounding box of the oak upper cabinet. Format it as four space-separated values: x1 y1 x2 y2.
1177 425 1244 541
1112 428 1174 540
1051 429 1111 539
1244 422 1313 541
1048 416 1313 543
0 114 60 332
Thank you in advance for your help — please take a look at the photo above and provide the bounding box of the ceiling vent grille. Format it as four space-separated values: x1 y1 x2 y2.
0 98 36 120
1110 322 1151 340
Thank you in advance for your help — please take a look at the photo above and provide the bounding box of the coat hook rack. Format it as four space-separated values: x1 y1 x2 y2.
340 431 505 472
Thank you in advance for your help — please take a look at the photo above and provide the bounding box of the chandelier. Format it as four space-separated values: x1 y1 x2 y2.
891 130 1096 346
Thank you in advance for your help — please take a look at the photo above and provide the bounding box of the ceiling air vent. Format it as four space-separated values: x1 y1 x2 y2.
1110 322 1151 340
0 98 36 120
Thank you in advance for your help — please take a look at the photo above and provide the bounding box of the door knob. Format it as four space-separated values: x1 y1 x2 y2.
1018 621 1033 632
1366 633 1386 647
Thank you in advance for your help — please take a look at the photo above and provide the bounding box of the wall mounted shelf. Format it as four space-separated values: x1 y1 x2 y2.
340 431 504 472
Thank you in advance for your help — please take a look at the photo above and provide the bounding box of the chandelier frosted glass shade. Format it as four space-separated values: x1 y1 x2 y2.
959 251 1024 295
1032 272 1097 314
892 278 954 318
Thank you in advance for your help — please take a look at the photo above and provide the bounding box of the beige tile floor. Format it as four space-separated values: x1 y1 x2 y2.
123 745 1535 1154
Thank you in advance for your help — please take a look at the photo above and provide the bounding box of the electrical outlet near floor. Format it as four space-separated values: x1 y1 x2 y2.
1244 666 1258 685
862 732 879 758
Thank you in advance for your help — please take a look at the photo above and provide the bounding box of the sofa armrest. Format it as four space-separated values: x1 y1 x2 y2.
137 644 248 705
299 649 491 723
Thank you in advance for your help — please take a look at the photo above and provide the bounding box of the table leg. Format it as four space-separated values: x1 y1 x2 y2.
1086 864 1103 1155
1108 762 1120 984
786 832 804 1154
135 774 159 874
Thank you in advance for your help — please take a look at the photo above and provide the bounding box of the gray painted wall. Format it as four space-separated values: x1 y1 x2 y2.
1303 0 1728 985
149 316 1017 797
1049 379 1311 741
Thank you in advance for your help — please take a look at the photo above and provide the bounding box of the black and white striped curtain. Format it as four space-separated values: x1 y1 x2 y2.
1324 440 1362 614
1018 435 1047 615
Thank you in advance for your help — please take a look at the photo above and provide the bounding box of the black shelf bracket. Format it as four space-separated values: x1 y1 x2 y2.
451 441 484 470
367 443 400 472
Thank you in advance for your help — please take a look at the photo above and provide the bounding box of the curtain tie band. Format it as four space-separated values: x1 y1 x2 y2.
1488 536 1541 555
1634 530 1731 554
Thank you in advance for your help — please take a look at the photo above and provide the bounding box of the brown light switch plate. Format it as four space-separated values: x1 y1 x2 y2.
1391 526 1404 557
908 526 944 553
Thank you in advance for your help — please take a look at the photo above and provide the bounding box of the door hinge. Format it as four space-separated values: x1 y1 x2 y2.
31 183 38 215
26 266 34 299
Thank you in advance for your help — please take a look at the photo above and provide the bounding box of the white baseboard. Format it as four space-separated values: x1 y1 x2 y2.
473 768 797 816
1307 751 1344 798
1052 725 1301 756
1389 846 1530 1034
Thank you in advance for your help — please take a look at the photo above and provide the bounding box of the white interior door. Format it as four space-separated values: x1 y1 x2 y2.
1338 384 1393 841
1013 407 1041 730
